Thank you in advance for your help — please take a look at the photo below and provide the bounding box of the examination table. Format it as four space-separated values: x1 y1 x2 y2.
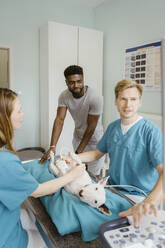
18 147 103 248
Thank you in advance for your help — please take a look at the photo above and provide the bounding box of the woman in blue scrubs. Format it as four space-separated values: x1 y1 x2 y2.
0 88 85 248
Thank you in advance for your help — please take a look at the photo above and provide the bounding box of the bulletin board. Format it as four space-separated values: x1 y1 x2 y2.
125 41 161 91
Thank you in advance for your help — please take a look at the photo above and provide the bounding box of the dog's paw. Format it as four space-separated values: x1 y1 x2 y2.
56 159 70 174
69 152 82 165
49 162 59 176
49 150 55 162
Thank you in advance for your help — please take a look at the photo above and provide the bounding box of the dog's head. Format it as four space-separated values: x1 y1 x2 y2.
78 177 111 215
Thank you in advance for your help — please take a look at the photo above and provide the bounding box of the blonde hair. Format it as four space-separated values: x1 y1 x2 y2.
115 79 143 99
0 88 18 153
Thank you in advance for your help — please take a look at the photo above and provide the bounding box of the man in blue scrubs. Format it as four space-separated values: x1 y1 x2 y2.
77 79 163 226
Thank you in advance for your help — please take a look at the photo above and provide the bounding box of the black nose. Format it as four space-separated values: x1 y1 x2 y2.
79 189 83 197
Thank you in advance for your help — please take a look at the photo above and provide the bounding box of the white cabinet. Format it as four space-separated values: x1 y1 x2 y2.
40 21 103 153
78 27 103 93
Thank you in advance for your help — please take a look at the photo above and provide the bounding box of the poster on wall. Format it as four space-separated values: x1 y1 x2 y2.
125 41 161 91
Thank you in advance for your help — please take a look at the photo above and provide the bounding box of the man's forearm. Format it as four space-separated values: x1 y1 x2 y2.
78 149 104 163
143 164 163 205
144 172 163 205
76 127 95 153
76 114 100 153
50 118 64 146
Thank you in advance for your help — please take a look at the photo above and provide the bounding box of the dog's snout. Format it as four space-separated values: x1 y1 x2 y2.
79 189 83 197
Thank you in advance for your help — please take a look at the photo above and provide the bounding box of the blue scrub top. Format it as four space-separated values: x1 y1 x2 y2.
0 150 39 248
97 118 163 196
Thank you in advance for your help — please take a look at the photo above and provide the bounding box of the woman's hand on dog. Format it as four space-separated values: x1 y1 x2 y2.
67 164 86 180
39 147 56 164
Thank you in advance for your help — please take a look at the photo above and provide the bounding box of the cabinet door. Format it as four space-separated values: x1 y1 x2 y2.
78 27 103 94
48 22 78 154
40 22 78 152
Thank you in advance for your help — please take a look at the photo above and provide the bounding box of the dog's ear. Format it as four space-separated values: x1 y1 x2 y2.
98 176 109 187
98 204 111 215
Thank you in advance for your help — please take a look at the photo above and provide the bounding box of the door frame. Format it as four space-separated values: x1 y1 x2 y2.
0 45 14 89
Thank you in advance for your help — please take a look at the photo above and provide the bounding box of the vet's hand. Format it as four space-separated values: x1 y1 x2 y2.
39 147 56 164
119 200 158 227
67 164 85 180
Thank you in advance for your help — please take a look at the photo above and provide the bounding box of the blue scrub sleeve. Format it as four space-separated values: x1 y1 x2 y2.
0 154 39 211
147 127 163 167
97 126 109 153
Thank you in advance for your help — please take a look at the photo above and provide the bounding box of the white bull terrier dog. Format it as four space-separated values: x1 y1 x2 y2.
49 151 111 215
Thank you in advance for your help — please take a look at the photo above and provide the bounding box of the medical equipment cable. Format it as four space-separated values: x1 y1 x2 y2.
105 185 147 197
105 186 136 206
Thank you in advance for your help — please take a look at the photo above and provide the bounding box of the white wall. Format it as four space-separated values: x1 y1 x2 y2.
0 0 95 149
1 0 165 148
94 0 164 129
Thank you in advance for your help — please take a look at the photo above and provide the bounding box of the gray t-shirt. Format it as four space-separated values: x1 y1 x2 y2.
58 86 104 145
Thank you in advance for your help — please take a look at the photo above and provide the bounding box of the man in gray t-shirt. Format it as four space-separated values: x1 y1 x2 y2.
40 65 104 175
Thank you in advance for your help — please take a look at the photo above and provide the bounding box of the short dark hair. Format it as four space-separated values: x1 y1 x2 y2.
64 65 83 78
